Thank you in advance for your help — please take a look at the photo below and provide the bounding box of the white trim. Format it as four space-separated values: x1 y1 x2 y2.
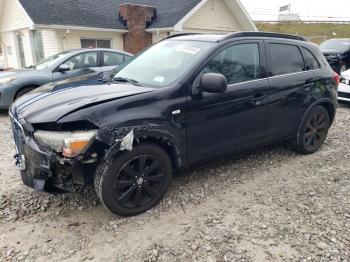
146 27 176 33
231 0 258 31
34 24 127 33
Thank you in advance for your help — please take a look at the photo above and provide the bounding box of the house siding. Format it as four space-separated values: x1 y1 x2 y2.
0 0 31 32
183 0 242 32
58 30 124 50
0 32 18 68
41 29 62 57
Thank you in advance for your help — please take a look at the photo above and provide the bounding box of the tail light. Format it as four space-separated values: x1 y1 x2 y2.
334 72 340 85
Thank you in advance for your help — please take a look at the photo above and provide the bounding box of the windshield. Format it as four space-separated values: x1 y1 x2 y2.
320 39 350 52
35 51 72 70
113 40 215 87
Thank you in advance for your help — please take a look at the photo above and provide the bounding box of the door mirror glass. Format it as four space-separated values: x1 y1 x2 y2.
200 73 227 93
58 64 70 72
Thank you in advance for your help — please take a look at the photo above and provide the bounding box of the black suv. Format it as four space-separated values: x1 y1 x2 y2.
10 32 338 216
320 39 350 74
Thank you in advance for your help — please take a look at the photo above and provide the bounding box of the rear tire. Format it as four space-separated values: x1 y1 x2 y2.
292 106 330 154
95 144 172 216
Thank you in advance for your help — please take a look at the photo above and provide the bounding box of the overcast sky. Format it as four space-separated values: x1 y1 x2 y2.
240 0 350 21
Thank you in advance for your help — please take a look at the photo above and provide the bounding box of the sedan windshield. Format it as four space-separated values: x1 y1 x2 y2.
113 40 215 87
320 39 350 52
35 51 72 70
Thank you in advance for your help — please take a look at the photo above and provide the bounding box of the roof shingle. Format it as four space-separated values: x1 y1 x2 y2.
19 0 202 29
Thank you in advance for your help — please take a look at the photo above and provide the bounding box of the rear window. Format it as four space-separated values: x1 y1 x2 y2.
301 47 320 70
270 44 304 76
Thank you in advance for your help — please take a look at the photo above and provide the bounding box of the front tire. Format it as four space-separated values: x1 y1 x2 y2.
293 106 330 154
95 144 172 216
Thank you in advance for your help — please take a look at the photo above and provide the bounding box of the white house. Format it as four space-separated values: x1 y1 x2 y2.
0 0 256 69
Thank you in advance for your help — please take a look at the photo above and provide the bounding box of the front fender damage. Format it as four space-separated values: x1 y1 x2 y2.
97 122 183 167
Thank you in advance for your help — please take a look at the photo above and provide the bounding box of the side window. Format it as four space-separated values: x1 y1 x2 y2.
103 52 125 66
124 55 132 62
201 43 261 85
269 44 304 76
301 47 320 70
65 52 98 70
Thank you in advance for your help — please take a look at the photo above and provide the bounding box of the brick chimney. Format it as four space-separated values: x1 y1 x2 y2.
119 4 157 54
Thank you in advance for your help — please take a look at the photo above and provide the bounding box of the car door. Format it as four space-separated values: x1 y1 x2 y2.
186 40 269 163
52 51 99 81
265 41 315 140
101 51 130 72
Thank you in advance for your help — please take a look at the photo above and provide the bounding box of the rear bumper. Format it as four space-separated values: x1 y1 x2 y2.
338 83 350 102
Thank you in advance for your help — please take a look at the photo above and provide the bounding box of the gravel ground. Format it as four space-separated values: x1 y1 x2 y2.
1 105 350 262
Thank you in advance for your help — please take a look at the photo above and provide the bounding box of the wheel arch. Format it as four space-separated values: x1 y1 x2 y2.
101 129 184 171
298 99 336 131
14 84 40 99
137 135 182 171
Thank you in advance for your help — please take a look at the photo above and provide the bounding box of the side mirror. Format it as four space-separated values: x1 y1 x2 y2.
58 64 70 72
200 73 227 94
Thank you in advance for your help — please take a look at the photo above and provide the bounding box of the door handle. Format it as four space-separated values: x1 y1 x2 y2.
251 94 268 106
304 83 314 91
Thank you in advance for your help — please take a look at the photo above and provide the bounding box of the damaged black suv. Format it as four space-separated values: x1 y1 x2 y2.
10 32 338 216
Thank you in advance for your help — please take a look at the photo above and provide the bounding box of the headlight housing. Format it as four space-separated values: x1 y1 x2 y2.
34 130 97 158
0 77 17 86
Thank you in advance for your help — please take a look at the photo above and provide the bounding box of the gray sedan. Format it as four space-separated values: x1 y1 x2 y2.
0 48 132 110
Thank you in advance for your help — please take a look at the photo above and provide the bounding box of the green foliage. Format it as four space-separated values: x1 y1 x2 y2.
256 22 350 44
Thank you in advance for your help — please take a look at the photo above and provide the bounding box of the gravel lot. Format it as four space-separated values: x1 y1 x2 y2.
1 105 350 262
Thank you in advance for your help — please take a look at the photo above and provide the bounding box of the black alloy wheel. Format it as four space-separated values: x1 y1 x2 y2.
114 155 166 209
303 111 329 152
95 144 172 216
293 106 330 154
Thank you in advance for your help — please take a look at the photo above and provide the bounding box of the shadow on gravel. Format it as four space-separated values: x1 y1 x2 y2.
177 141 295 179
1 141 297 221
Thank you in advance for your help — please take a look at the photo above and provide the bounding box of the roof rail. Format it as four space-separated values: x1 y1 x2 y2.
221 31 307 42
163 33 200 40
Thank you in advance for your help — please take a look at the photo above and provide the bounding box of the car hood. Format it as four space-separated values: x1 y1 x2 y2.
37 71 108 92
12 83 155 124
0 68 36 78
321 49 341 55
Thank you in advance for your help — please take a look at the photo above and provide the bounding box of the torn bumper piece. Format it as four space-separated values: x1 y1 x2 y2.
14 137 53 191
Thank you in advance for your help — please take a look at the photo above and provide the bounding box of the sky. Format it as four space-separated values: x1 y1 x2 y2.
240 0 350 21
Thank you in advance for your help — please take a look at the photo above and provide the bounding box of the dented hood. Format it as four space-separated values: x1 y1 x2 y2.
13 83 155 124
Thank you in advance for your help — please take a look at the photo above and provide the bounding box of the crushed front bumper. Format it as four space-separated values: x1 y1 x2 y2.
9 112 97 191
10 112 53 190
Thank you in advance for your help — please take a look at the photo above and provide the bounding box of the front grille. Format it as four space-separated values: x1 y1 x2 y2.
338 92 350 99
323 53 340 62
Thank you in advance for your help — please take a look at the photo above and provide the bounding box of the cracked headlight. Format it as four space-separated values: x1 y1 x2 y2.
34 130 97 158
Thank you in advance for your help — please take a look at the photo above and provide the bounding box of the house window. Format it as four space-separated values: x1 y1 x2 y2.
81 39 111 49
